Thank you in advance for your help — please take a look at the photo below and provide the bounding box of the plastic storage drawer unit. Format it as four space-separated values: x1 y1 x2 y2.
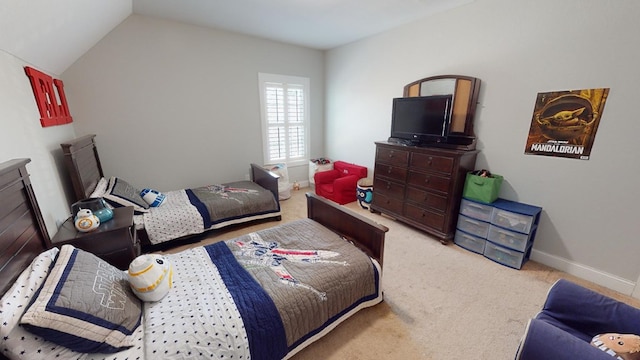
454 230 486 254
490 199 542 234
487 224 534 252
483 241 531 269
456 214 491 238
460 198 494 222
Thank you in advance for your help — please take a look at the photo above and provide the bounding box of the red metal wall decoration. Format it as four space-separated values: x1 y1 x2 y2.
24 66 73 127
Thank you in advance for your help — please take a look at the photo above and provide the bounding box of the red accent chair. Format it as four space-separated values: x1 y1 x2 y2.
314 161 368 204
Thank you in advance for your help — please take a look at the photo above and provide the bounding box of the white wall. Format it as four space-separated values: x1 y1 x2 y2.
0 50 77 237
63 15 325 191
325 0 640 295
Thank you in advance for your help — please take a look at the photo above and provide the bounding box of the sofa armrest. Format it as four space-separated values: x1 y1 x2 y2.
333 175 359 193
314 170 339 184
515 318 612 360
540 279 640 338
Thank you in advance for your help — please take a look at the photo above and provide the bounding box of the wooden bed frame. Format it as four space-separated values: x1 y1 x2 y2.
0 157 386 302
0 156 386 359
0 159 50 298
60 134 283 248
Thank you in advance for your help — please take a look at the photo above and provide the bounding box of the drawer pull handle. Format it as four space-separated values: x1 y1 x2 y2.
498 230 513 237
387 168 392 174
424 178 430 183
464 219 480 225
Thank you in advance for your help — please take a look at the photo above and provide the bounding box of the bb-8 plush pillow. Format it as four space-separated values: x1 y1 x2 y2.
591 333 640 360
128 254 173 302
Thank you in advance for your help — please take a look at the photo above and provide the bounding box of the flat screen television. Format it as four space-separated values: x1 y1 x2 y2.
390 95 453 145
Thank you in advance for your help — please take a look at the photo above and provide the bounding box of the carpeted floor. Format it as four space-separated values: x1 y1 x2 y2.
164 188 640 359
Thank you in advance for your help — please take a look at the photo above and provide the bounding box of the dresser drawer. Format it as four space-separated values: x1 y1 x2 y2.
404 203 445 231
371 192 404 214
454 230 486 254
407 171 451 193
374 163 407 181
405 187 448 212
373 177 405 198
376 147 409 166
456 214 490 238
483 241 530 270
487 224 534 252
410 152 454 174
460 198 493 222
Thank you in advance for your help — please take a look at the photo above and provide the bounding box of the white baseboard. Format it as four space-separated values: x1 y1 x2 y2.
530 249 638 298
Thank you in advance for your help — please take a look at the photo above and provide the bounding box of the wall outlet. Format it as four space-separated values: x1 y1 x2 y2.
244 173 250 180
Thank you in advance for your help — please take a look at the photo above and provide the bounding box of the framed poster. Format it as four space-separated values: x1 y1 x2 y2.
524 88 609 160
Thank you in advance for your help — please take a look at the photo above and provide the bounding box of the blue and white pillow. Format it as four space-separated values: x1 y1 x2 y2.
140 188 166 207
20 245 142 353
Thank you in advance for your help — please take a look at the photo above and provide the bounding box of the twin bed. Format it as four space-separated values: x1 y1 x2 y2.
0 156 387 360
61 134 283 249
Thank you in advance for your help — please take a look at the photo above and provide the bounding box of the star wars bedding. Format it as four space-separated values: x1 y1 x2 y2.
146 218 381 359
142 180 280 244
1 218 381 360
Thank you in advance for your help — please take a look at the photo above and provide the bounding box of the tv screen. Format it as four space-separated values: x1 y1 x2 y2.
390 95 453 144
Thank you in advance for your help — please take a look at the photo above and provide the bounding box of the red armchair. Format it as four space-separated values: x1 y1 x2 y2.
314 161 368 204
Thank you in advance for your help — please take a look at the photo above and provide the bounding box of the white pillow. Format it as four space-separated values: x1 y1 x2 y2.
89 177 109 198
0 248 59 337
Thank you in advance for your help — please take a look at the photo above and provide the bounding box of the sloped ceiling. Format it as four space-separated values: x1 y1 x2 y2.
132 0 475 50
0 0 132 75
1 0 473 76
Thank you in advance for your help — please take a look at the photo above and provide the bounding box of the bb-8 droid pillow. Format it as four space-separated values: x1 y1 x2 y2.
127 254 173 302
591 333 640 360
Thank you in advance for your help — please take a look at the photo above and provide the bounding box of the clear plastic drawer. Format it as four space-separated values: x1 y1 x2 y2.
483 241 530 270
460 198 494 222
491 208 536 234
487 224 533 252
454 230 486 254
490 199 542 234
456 214 490 239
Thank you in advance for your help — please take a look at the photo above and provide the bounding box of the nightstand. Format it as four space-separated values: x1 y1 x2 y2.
52 206 140 270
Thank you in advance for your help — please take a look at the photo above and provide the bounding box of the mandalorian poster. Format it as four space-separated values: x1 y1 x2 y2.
524 88 609 160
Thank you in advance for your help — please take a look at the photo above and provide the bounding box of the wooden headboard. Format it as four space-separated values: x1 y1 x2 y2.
60 134 104 202
0 159 50 296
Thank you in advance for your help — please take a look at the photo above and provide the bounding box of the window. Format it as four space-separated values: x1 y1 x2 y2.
258 73 310 167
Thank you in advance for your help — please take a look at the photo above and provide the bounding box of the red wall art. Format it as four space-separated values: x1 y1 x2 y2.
24 66 73 127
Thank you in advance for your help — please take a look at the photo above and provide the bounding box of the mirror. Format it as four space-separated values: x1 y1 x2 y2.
404 75 481 149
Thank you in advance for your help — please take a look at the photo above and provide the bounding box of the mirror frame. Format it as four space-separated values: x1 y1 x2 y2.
403 75 481 149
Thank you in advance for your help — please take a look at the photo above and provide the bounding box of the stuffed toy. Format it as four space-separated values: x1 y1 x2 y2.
127 254 173 302
140 188 166 207
74 209 100 232
591 333 640 360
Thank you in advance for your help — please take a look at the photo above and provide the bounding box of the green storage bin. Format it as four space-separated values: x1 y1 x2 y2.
462 172 503 204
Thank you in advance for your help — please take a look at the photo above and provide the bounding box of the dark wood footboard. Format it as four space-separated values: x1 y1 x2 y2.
250 163 280 204
306 192 387 267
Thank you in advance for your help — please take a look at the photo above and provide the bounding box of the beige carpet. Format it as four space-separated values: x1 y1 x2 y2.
164 188 640 359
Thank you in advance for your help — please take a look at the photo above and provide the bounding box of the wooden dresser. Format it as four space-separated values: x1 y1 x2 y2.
370 141 478 243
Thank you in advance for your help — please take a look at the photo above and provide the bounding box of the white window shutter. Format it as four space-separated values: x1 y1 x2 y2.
259 74 310 166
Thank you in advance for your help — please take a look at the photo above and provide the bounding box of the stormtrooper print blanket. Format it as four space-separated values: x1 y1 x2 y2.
145 218 381 359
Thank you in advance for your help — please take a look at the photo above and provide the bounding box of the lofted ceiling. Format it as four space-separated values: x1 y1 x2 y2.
1 0 473 75
132 0 474 50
